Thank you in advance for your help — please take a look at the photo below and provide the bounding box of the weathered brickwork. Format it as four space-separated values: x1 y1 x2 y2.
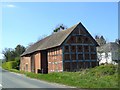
47 47 63 73
20 52 41 73
20 56 31 72
34 52 41 73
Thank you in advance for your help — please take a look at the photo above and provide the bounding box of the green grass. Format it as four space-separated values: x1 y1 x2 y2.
2 64 119 88
24 64 118 88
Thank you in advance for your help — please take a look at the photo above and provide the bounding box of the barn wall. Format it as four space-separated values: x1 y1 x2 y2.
34 52 41 73
20 52 41 74
63 25 98 71
20 56 31 72
47 47 63 73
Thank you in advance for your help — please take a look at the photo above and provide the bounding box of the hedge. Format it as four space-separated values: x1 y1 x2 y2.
2 61 18 70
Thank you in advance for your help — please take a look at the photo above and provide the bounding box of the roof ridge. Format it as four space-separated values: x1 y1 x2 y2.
21 22 80 56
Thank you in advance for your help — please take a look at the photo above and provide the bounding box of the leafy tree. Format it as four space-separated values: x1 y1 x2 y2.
2 45 25 70
95 35 106 46
2 45 25 62
53 24 67 33
2 48 15 61
14 45 25 69
15 44 25 57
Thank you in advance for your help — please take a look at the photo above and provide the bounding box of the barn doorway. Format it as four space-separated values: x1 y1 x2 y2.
31 55 35 73
41 50 48 74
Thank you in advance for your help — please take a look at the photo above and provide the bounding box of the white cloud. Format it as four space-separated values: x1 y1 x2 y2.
2 4 16 8
6 4 16 8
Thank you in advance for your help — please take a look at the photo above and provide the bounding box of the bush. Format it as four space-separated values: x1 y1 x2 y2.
14 57 20 70
2 61 18 70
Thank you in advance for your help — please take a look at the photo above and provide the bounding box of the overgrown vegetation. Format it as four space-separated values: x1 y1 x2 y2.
2 61 18 70
2 44 25 70
53 24 67 33
3 64 118 88
2 45 25 62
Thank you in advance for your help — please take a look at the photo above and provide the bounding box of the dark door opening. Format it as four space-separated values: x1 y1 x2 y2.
41 50 48 74
31 55 35 73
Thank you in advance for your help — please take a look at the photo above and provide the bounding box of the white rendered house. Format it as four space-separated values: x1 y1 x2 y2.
97 42 119 65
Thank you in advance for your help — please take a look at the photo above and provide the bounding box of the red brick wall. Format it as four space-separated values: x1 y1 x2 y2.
20 52 41 73
34 52 41 73
47 47 63 73
20 56 31 72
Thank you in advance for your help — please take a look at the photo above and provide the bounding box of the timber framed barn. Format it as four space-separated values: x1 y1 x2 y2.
20 22 99 74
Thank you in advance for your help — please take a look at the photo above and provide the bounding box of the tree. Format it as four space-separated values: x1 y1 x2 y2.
15 45 26 69
2 45 25 70
2 45 25 62
15 44 25 57
95 35 106 46
95 35 99 39
2 48 15 61
53 24 67 33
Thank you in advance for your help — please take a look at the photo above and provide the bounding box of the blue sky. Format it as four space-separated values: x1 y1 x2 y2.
1 2 118 59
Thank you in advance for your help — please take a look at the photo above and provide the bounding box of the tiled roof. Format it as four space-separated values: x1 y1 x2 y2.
97 42 120 52
21 22 98 56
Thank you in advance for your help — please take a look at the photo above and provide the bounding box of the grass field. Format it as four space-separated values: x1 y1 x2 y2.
3 64 118 88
